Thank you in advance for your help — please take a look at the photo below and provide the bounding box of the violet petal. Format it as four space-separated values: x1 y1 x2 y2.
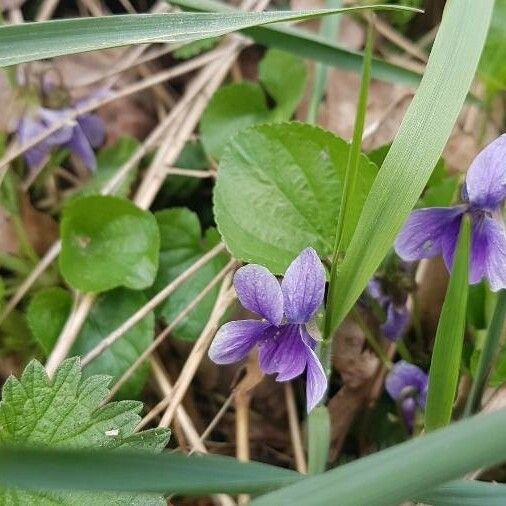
301 327 327 412
65 123 97 170
208 320 271 364
78 114 106 148
18 116 49 169
234 264 283 326
38 108 74 145
381 302 410 341
441 213 465 272
385 361 428 402
395 207 465 262
483 216 506 292
258 324 306 381
281 247 326 324
465 134 506 210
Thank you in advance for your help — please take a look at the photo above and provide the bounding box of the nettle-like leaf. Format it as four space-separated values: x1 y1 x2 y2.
214 122 377 273
200 49 307 159
27 287 154 399
60 195 160 293
0 358 169 504
152 208 228 341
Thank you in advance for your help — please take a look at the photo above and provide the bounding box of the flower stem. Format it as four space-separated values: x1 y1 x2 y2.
463 290 506 417
352 308 392 370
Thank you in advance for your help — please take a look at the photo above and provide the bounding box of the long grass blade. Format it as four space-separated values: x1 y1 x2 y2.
170 0 423 87
425 216 470 431
325 0 494 336
0 5 421 67
251 408 506 506
0 448 301 494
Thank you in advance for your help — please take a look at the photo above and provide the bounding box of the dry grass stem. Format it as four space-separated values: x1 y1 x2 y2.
82 243 228 367
45 293 95 377
150 356 236 506
284 382 307 474
137 278 236 430
104 259 236 400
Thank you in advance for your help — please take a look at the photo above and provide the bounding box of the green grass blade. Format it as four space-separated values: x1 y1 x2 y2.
325 0 494 336
325 22 373 339
251 408 506 506
0 6 421 67
425 217 470 431
417 480 506 506
306 0 343 124
170 0 423 87
307 406 331 474
464 289 506 416
0 448 301 494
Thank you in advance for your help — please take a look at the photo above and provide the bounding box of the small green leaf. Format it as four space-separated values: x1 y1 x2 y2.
163 140 208 199
72 288 155 399
201 82 270 159
26 287 73 356
73 137 140 199
425 217 470 432
173 36 221 59
153 208 228 341
0 358 170 504
258 48 307 119
60 196 160 293
214 122 377 274
200 49 307 159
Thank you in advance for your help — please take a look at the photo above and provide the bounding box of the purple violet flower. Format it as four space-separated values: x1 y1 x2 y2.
395 135 506 291
208 248 327 412
385 360 428 430
367 279 410 341
17 90 106 172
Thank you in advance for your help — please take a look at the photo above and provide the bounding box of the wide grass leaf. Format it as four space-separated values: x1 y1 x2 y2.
60 195 160 293
214 122 377 273
251 408 506 506
325 0 494 335
425 217 470 431
0 5 420 67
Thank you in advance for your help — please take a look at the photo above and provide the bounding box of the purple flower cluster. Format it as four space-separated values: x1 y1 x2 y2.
17 79 106 172
395 135 506 291
209 248 327 412
385 361 428 430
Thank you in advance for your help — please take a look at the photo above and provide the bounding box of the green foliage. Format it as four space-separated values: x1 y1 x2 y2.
0 358 169 504
324 0 494 336
478 0 506 92
172 0 423 88
27 288 155 399
163 140 208 199
73 137 140 199
200 49 307 159
153 208 228 341
307 406 330 474
0 6 419 67
59 196 160 293
425 218 470 432
173 36 220 59
214 122 377 274
26 287 72 355
72 289 155 399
